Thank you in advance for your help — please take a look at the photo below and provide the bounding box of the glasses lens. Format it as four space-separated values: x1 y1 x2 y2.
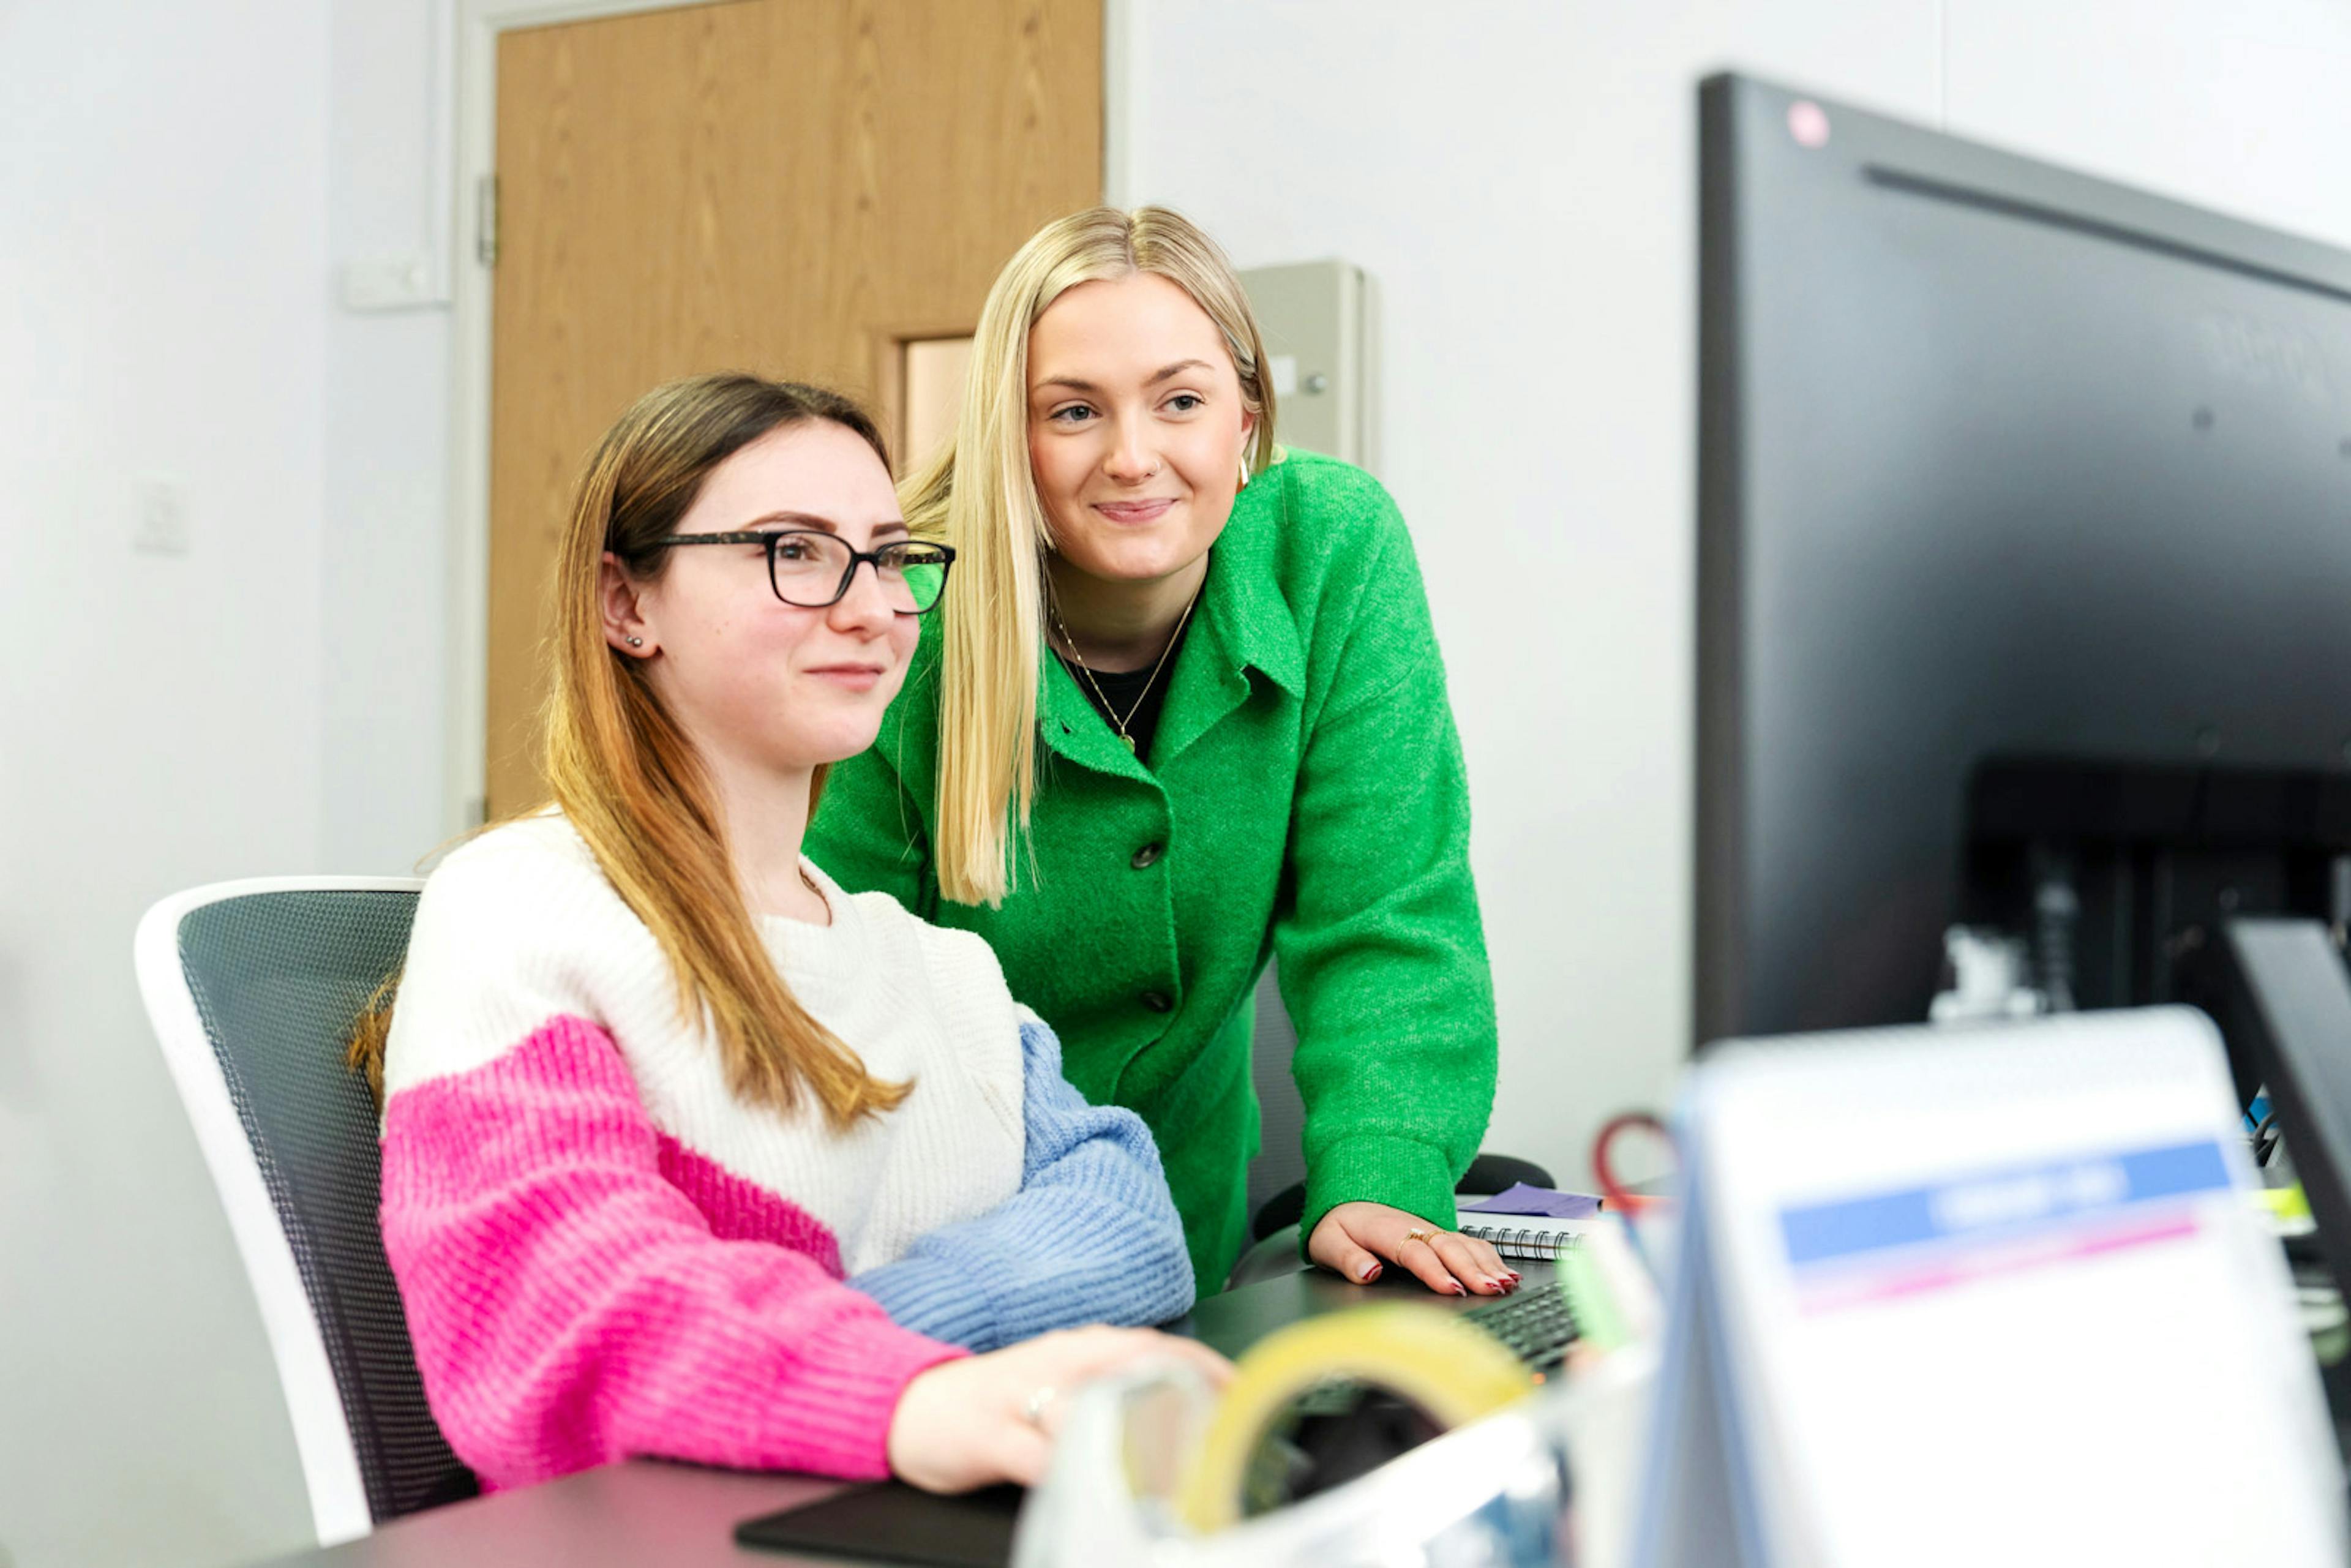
768 531 853 607
882 544 951 614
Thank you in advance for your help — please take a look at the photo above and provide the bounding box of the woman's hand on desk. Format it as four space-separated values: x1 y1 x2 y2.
1308 1202 1519 1296
887 1326 1232 1493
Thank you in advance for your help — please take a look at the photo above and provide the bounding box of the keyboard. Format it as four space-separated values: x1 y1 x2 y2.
1462 1280 1580 1375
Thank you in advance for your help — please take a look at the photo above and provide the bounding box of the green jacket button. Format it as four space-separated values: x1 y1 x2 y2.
1131 841 1164 869
1139 989 1174 1013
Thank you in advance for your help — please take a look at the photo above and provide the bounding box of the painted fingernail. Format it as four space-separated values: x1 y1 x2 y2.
1359 1261 1381 1282
1449 1281 1466 1296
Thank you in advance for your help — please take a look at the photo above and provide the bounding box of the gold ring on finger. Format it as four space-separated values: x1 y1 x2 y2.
1404 1227 1441 1245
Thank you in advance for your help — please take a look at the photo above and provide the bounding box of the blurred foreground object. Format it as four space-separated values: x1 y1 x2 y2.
1014 1298 1656 1567
1637 1008 2344 1567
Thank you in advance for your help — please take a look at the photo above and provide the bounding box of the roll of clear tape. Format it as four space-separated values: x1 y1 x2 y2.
1175 1304 1535 1532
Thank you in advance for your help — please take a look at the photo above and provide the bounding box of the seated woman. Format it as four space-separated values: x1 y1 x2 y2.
353 372 1220 1496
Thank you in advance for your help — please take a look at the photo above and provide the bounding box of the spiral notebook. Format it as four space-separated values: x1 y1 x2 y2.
1457 1183 1603 1259
1455 1214 1599 1260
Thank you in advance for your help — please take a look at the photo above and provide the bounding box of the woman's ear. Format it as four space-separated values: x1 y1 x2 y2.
600 552 656 656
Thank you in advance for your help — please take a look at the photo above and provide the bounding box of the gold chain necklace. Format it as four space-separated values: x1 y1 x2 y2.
1049 585 1202 754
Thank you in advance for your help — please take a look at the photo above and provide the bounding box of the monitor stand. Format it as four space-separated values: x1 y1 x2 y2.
2218 918 2351 1475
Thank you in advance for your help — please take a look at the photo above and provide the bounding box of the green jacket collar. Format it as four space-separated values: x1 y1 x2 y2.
1195 468 1307 699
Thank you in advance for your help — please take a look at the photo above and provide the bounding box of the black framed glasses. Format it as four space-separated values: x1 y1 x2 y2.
651 530 955 615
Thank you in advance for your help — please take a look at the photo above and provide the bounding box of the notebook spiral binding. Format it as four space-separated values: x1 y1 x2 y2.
1458 1223 1584 1259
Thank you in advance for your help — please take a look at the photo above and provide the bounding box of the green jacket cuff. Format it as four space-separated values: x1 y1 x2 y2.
1299 1135 1460 1254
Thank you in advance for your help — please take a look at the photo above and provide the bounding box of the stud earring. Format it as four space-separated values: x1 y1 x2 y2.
626 636 645 648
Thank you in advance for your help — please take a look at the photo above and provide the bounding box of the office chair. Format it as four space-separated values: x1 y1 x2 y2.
1237 964 1554 1288
135 877 474 1547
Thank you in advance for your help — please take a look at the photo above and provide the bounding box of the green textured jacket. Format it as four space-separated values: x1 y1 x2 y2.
805 452 1499 1291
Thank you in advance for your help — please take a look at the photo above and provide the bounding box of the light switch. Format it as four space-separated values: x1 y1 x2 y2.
133 481 190 557
339 255 446 312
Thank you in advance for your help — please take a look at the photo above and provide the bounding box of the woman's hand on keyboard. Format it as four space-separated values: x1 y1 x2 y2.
1308 1201 1519 1297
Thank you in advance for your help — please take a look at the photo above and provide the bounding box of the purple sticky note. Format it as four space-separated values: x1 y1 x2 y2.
1460 1182 1603 1218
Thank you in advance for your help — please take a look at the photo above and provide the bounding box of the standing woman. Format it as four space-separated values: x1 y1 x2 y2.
808 208 1509 1297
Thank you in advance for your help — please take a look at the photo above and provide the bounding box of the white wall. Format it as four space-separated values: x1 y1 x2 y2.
0 2 329 1564
1114 0 2351 1190
1946 0 2351 249
322 0 456 877
9 4 2351 1566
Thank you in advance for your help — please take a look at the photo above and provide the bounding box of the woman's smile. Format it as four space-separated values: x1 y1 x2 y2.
804 660 888 692
1093 497 1177 525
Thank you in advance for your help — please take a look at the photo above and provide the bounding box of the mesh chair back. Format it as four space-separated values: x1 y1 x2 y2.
1246 961 1308 1218
156 883 474 1534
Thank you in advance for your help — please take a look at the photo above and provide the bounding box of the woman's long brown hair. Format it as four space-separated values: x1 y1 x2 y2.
351 373 910 1128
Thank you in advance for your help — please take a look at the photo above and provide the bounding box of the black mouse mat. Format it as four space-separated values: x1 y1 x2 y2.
735 1480 1023 1566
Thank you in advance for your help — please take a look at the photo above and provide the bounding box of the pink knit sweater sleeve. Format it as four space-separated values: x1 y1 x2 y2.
380 1012 965 1490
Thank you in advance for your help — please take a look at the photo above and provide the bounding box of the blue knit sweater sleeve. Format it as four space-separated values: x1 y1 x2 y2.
848 1018 1196 1351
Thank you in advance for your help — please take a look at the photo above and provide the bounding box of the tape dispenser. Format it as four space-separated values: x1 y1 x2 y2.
1012 1303 1650 1568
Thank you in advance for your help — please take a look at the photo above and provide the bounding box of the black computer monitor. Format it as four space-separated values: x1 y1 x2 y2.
1696 73 2351 1052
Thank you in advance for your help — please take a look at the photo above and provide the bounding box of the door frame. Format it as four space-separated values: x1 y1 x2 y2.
440 0 1136 836
443 0 719 836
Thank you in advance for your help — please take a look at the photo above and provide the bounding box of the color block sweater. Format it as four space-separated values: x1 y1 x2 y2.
809 452 1501 1288
379 813 1192 1491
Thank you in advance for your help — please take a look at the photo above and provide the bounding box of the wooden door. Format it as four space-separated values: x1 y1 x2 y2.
486 0 1101 817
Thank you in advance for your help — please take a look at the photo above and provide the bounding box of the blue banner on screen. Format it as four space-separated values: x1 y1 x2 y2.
1777 1139 2232 1311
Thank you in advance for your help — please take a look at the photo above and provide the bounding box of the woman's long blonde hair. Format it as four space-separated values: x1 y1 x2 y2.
905 206 1279 906
354 373 910 1129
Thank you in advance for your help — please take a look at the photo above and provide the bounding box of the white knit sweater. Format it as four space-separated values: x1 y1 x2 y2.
384 812 1027 1274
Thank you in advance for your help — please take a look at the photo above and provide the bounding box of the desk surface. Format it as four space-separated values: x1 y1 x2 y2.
1170 1254 1496 1356
248 1265 1469 1567
252 1461 848 1567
